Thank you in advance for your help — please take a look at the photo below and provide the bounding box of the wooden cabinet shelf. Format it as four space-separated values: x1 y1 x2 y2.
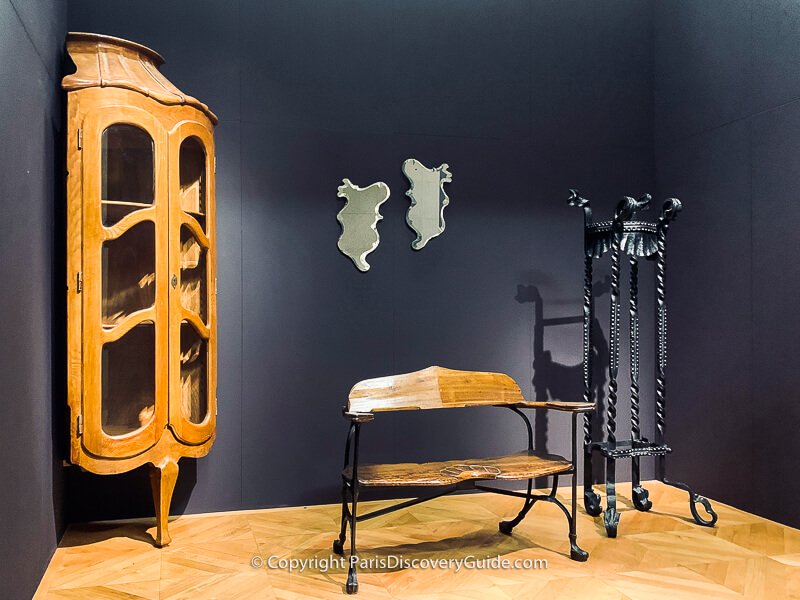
63 32 218 548
102 200 152 207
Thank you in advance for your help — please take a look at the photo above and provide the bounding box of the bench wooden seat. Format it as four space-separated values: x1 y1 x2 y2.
333 366 592 594
343 451 572 487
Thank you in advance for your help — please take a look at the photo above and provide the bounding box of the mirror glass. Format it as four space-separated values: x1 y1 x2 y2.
336 178 391 272
179 136 207 230
403 159 452 250
101 124 154 226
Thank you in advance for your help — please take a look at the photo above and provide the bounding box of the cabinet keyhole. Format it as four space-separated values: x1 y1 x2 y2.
171 274 177 289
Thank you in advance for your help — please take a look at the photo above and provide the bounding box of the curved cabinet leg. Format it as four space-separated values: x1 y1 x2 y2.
150 458 179 547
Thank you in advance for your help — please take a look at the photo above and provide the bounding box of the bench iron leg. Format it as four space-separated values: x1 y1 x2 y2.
346 482 359 594
346 424 360 594
333 422 360 593
569 475 589 562
569 413 589 560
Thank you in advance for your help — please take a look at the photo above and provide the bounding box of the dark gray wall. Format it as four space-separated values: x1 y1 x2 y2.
654 0 800 527
0 0 67 598
66 0 655 521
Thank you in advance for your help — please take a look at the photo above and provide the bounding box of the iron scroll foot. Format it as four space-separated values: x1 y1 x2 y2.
584 489 603 516
604 456 618 537
632 486 652 512
662 477 718 527
499 479 536 535
603 507 619 538
334 481 349 555
689 494 718 527
333 539 344 555
499 501 535 535
569 535 589 562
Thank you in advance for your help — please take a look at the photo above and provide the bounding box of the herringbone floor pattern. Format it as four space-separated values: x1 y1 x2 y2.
34 482 800 599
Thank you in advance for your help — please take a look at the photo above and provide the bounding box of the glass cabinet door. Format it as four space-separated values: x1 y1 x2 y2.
82 107 169 458
168 122 216 444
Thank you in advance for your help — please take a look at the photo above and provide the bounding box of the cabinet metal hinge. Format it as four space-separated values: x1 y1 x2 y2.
76 272 83 293
215 277 218 294
214 156 217 174
76 415 83 436
77 129 82 150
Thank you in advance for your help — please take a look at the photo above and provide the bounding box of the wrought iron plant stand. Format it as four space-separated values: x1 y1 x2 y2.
569 190 718 537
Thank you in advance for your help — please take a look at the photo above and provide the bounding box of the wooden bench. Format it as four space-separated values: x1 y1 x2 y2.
332 366 594 594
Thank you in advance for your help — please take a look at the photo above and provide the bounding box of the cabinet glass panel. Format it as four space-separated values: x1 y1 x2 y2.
180 225 207 322
102 221 156 326
180 321 208 424
179 136 206 230
101 322 156 436
101 124 154 226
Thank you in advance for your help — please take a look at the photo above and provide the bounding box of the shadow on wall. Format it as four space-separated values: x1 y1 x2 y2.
515 281 609 484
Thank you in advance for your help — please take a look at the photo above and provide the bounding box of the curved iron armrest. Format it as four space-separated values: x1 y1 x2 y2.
508 401 595 413
496 402 595 453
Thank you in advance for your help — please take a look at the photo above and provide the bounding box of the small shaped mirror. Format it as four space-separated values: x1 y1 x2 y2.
336 178 391 272
403 159 452 250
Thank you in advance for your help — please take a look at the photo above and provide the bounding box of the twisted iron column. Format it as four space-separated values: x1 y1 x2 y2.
629 255 651 510
570 190 603 517
655 198 678 482
582 252 602 515
603 214 623 536
629 256 640 440
655 224 667 451
583 254 594 442
607 230 621 444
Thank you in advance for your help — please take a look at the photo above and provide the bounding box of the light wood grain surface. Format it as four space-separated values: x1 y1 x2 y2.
347 366 526 413
34 481 800 599
344 451 572 487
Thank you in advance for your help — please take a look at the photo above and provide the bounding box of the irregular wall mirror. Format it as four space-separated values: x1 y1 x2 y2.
336 178 391 272
403 159 452 250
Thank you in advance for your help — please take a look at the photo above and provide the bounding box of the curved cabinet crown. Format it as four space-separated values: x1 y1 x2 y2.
63 32 217 547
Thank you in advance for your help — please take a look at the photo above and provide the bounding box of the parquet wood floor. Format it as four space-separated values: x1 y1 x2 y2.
34 481 800 599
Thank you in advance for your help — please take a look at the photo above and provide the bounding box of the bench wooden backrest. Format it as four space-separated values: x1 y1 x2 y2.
347 366 525 413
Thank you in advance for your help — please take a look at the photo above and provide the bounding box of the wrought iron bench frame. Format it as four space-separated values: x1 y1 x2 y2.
331 366 593 594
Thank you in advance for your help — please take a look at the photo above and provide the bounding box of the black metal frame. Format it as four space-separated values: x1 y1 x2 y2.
569 190 718 538
333 406 588 594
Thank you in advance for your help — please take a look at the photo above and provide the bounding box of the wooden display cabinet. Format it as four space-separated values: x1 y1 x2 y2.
62 33 218 546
